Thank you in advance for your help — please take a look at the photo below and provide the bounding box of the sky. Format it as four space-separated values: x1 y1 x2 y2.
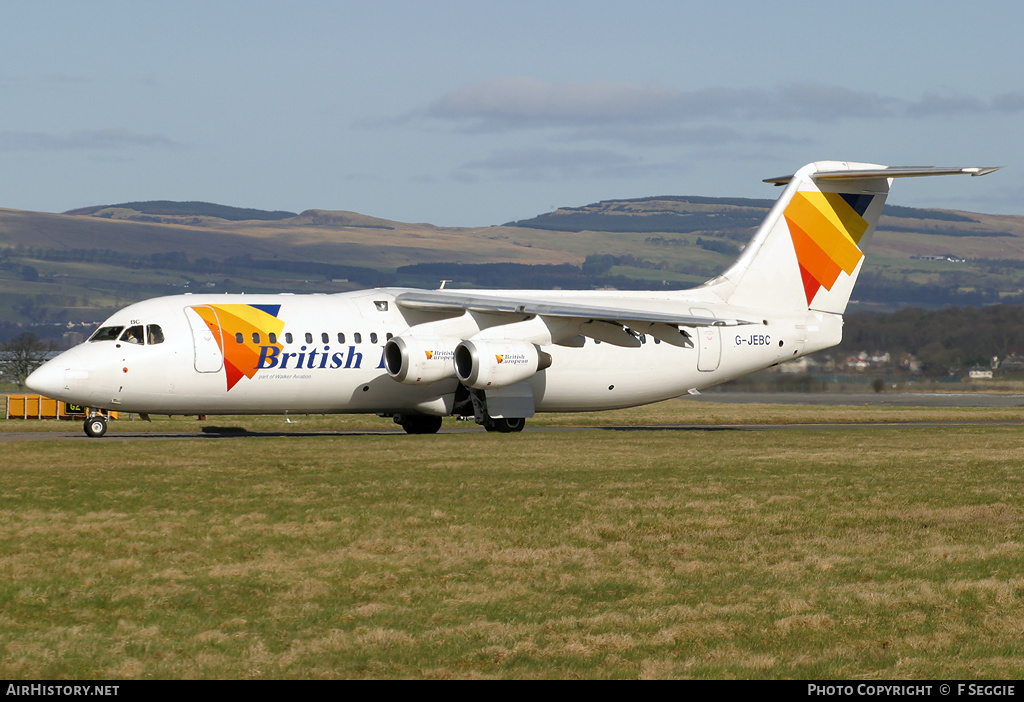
3 0 1023 227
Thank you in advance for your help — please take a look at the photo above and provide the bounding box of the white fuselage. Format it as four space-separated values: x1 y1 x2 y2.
27 288 841 417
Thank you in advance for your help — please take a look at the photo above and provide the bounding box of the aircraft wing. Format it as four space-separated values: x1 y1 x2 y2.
394 290 755 327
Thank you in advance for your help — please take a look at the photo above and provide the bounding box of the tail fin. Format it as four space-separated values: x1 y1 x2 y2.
707 162 998 314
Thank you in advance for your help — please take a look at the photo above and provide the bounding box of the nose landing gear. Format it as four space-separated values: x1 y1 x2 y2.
83 414 108 438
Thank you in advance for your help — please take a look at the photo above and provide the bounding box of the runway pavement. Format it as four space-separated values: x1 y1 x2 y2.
690 391 1024 407
2 392 1022 441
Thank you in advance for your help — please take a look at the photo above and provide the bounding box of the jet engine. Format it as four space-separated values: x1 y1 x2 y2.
454 339 551 390
384 336 460 384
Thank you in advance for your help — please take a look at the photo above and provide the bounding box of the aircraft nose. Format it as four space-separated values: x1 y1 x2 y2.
25 359 64 397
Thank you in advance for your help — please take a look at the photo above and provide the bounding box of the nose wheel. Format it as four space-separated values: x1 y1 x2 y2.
84 415 108 438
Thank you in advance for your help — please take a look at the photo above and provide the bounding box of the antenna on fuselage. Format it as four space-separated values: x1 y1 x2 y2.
438 280 451 290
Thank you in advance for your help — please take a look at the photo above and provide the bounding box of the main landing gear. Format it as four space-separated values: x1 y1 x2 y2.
453 384 528 434
483 417 526 433
394 414 444 435
83 414 108 438
392 413 526 434
390 386 529 435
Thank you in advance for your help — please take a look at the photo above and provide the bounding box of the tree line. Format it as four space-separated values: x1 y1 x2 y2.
838 305 1024 375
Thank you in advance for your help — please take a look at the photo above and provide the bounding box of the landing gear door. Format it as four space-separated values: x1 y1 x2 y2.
691 308 721 372
185 305 224 373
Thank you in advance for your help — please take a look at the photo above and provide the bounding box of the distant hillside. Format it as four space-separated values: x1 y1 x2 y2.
506 196 980 234
291 209 397 230
61 201 405 231
4 192 1024 343
64 201 298 222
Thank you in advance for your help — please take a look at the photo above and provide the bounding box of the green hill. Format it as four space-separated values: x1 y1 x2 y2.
506 196 979 233
64 201 298 222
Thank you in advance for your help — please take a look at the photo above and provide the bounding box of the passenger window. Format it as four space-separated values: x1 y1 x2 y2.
337 332 346 344
370 332 378 344
321 332 329 344
305 333 313 344
120 325 144 345
386 332 393 341
354 333 362 344
147 325 164 345
252 332 261 344
285 332 293 344
235 333 244 344
268 332 277 344
90 326 124 342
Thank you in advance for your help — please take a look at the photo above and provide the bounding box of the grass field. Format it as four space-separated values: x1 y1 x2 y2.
3 402 1024 679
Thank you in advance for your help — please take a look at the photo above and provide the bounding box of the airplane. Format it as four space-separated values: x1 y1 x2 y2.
25 161 999 437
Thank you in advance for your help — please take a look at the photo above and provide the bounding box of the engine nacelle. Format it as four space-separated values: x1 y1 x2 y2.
454 339 551 390
384 335 460 384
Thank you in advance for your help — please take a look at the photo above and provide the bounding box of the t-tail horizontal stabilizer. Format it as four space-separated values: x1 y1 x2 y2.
711 162 1000 315
764 165 1001 185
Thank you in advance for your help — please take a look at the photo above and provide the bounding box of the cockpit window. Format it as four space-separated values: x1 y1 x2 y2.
119 325 145 345
89 326 124 342
147 324 165 345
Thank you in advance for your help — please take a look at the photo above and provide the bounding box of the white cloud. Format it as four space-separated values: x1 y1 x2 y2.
905 91 1024 117
426 77 682 130
0 129 183 152
421 77 1024 133
457 146 679 181
564 124 814 148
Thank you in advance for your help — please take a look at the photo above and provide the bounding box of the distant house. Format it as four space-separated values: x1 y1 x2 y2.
840 351 892 372
899 353 921 373
777 356 824 374
1000 354 1024 372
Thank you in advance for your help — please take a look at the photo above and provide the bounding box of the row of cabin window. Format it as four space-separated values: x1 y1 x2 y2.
230 331 662 346
235 331 394 346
